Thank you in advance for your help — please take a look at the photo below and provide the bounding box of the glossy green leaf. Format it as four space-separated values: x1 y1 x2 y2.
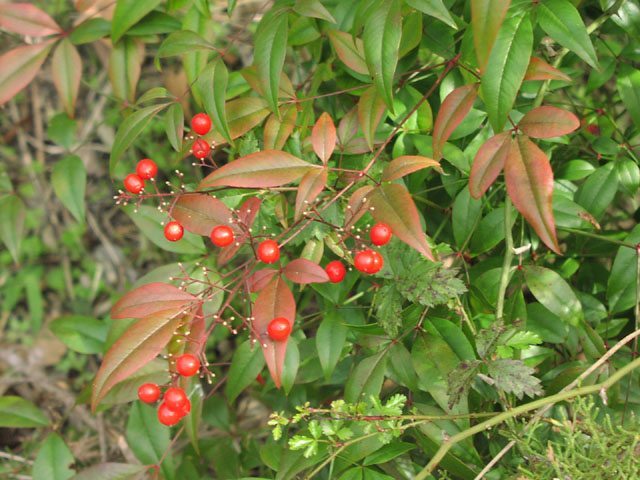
0 396 49 428
481 12 532 132
523 265 583 326
254 7 288 115
470 0 510 72
345 352 387 403
517 106 580 139
184 381 204 454
433 83 479 161
109 37 142 104
537 0 598 69
608 223 640 314
358 86 387 151
389 342 419 392
555 159 595 181
617 157 640 196
47 112 77 150
49 315 108 354
363 442 415 466
469 131 511 199
617 64 640 132
126 10 181 36
226 340 266 403
33 434 75 480
575 162 618 221
111 0 162 43
328 30 368 75
201 97 270 146
165 103 184 152
0 39 55 106
281 337 300 394
406 0 457 29
294 0 336 23
52 38 82 118
0 3 61 36
452 187 482 249
69 463 149 480
363 0 401 113
198 57 233 145
294 167 328 221
136 86 171 104
0 194 26 263
69 18 111 44
51 155 86 223
182 6 214 105
470 206 513 254
316 310 348 381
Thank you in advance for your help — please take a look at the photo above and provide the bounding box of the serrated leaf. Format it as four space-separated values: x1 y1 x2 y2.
316 310 347 381
198 150 318 189
109 36 142 104
0 40 55 106
517 106 579 139
283 258 329 284
226 340 266 402
617 64 640 132
0 3 61 36
363 0 401 113
171 194 233 236
52 38 82 118
481 12 532 132
294 0 336 23
69 463 149 480
407 0 457 30
165 103 183 152
264 104 297 150
51 155 86 223
374 285 403 336
523 56 571 82
487 358 543 399
446 360 483 408
198 57 233 144
91 309 187 411
49 315 108 354
111 0 162 43
523 265 583 326
111 283 198 319
433 83 479 160
358 86 387 151
382 155 441 182
0 396 50 428
469 131 511 198
470 0 510 73
109 103 167 175
254 7 288 115
345 352 387 403
369 183 434 260
33 434 75 480
0 194 26 263
537 0 598 69
312 112 336 164
505 135 560 254
328 30 368 75
294 167 327 221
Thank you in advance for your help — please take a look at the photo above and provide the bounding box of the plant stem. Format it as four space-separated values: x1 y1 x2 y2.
557 226 636 249
495 197 514 321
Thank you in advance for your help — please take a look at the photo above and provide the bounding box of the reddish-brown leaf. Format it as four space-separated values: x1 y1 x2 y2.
294 167 328 221
92 309 188 411
523 56 571 82
433 83 479 160
264 104 297 150
505 135 560 254
517 106 580 139
0 3 61 36
52 38 81 118
382 155 442 182
172 194 233 236
0 40 55 106
369 183 435 260
198 150 319 189
248 269 279 293
337 106 359 147
237 196 261 227
183 306 205 357
253 275 296 388
240 66 296 100
283 258 329 284
328 30 368 75
358 86 387 151
471 0 510 73
469 131 512 198
344 185 375 228
312 112 337 164
111 283 198 319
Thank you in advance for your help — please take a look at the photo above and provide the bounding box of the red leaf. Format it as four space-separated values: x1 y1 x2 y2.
248 269 279 293
517 106 580 139
294 167 328 221
283 258 329 284
0 3 61 36
92 309 188 411
328 30 368 75
183 306 205 357
432 83 479 160
0 40 55 106
382 155 442 182
172 194 233 236
264 104 297 150
505 135 560 254
52 38 81 118
523 56 571 82
111 283 198 319
198 150 319 189
369 183 434 260
469 131 511 198
253 275 296 388
358 86 387 151
471 0 510 73
344 185 374 228
312 112 337 164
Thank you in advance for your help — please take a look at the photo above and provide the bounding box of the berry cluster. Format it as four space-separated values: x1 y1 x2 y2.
137 354 201 426
123 158 158 194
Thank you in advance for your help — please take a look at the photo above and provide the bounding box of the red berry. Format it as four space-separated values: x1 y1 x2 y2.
164 387 188 412
268 317 291 341
192 113 212 136
124 173 144 194
325 260 346 283
138 383 160 403
370 223 392 246
354 250 384 274
211 225 234 247
178 398 191 417
164 221 184 242
136 158 157 180
192 139 210 159
257 239 280 263
158 402 181 426
176 354 200 377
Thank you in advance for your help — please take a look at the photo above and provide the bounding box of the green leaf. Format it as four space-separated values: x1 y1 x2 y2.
182 7 214 105
33 434 75 480
537 0 598 69
264 104 298 150
52 38 82 118
49 315 108 354
608 223 640 314
345 352 387 403
452 187 482 249
316 310 348 381
109 103 168 175
294 0 336 23
575 162 618 221
109 36 142 104
471 0 510 72
126 402 175 480
522 265 583 326
363 442 415 466
363 0 401 113
328 30 368 75
157 30 217 58
617 64 640 132
0 194 26 263
254 7 289 115
406 0 457 30
69 18 111 44
51 155 86 223
101 359 170 405
184 381 204 454
165 103 184 152
481 12 533 132
281 337 300 394
389 342 419 392
374 285 403 336
126 10 181 36
111 0 162 43
69 463 149 480
198 58 233 145
446 360 483 408
0 39 55 106
0 395 49 428
487 358 543 399
226 340 266 403
357 86 387 151
47 112 77 150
